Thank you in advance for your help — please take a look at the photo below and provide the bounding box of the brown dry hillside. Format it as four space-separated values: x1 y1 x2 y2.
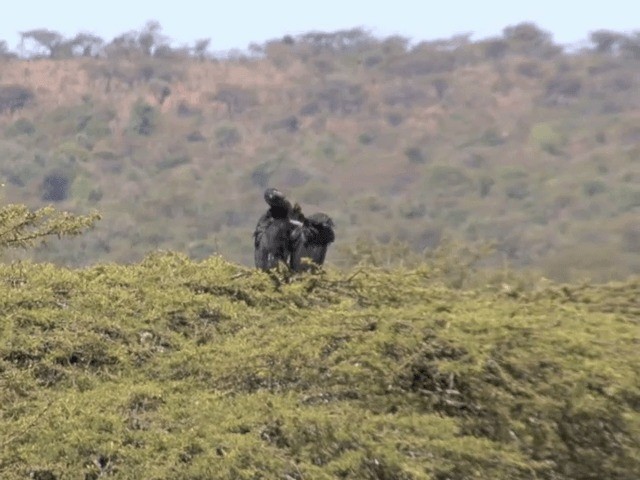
0 24 639 281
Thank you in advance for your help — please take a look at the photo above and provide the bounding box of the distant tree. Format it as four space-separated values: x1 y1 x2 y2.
383 84 428 108
426 33 473 52
502 22 560 57
104 21 170 59
0 40 16 59
104 31 139 58
503 23 549 44
193 38 211 60
41 170 72 202
589 30 622 54
389 43 455 76
154 44 190 60
620 32 640 60
432 77 449 100
314 79 367 115
69 33 104 57
381 35 409 56
545 74 582 104
129 100 158 136
263 115 299 134
0 85 34 113
138 21 164 55
483 38 509 60
20 29 66 57
215 125 241 148
404 146 426 164
516 60 543 78
298 28 375 53
150 79 171 105
214 85 258 115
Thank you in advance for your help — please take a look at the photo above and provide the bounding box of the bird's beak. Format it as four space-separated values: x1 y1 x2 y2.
289 219 303 227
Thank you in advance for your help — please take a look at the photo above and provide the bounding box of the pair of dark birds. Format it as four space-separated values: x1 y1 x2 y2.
253 188 335 271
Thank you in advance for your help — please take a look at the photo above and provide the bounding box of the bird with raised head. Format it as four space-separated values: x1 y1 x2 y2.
253 188 302 270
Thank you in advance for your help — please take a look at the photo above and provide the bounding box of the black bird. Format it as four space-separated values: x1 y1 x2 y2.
290 212 335 272
253 188 302 270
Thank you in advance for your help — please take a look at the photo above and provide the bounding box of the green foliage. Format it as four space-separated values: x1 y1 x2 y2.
313 79 367 115
529 122 566 155
215 125 242 149
0 84 34 114
77 109 115 144
128 100 158 136
478 175 495 197
53 141 90 163
617 186 640 212
480 127 506 146
358 132 375 145
0 204 100 252
4 118 36 137
404 146 426 163
40 169 73 202
582 179 607 197
0 253 638 479
504 180 530 200
214 85 258 115
157 153 191 171
0 25 639 282
42 103 113 144
426 165 473 192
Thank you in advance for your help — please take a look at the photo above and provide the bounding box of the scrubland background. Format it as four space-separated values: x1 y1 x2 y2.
0 22 638 281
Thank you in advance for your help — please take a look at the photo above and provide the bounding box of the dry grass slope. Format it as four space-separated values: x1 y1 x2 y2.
1 26 639 282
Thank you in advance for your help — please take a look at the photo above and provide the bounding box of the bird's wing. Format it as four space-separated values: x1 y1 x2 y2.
253 212 272 249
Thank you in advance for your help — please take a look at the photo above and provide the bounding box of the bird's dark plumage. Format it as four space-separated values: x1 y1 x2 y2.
253 188 300 270
253 188 335 272
290 212 335 272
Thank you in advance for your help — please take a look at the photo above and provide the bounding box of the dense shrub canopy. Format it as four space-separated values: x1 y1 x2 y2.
0 250 638 479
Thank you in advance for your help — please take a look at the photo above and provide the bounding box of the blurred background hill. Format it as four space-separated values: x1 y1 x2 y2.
0 22 638 281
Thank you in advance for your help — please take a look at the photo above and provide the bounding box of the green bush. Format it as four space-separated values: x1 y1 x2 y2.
128 100 158 136
0 253 637 479
358 132 375 145
54 141 90 163
478 175 495 197
583 179 607 196
215 125 241 149
4 118 35 137
0 84 34 113
404 146 426 163
0 203 99 252
41 169 73 202
157 153 191 171
426 165 472 192
529 122 566 155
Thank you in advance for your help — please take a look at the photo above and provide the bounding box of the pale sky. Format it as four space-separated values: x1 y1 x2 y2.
0 0 638 53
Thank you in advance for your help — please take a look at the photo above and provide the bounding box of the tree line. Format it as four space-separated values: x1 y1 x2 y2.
0 21 639 62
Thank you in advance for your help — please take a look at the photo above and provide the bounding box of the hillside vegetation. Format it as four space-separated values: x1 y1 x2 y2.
0 247 638 479
0 23 638 281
